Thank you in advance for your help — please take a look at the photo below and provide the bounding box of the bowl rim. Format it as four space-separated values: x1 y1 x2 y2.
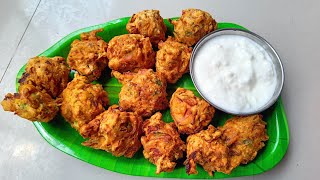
189 28 285 115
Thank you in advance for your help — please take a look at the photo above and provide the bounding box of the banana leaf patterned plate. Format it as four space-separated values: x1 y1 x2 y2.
16 17 289 179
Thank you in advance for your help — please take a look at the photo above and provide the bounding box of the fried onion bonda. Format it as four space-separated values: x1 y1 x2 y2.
170 88 215 134
126 10 167 45
67 29 108 81
171 9 217 46
219 115 269 169
1 84 59 122
112 69 168 117
18 56 70 98
141 112 186 174
60 74 109 132
80 105 143 158
185 115 269 176
156 36 192 83
107 34 155 72
185 125 229 176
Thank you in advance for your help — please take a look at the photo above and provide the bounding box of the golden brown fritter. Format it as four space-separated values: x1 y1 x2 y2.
67 29 108 81
18 56 70 98
141 112 186 174
219 115 268 169
156 36 192 83
60 74 109 131
80 105 143 158
185 116 269 176
171 9 217 46
185 125 230 176
126 10 167 45
1 84 59 122
170 88 215 134
112 69 168 117
107 34 155 72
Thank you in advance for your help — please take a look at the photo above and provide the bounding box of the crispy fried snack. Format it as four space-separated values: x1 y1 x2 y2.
186 116 269 176
67 29 108 81
156 36 192 83
60 74 109 131
80 105 143 158
170 88 215 134
107 34 155 72
219 115 269 169
112 69 168 117
18 56 70 98
126 10 167 45
141 112 186 174
171 9 217 46
185 125 230 176
1 84 59 122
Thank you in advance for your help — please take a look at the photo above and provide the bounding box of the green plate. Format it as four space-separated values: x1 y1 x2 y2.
15 17 289 179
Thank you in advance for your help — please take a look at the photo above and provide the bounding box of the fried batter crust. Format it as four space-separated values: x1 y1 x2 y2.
18 56 70 98
185 125 229 176
186 116 269 176
219 115 269 168
126 10 167 45
107 34 155 72
156 37 192 83
1 84 59 122
112 69 168 117
60 74 109 131
80 105 143 158
171 9 217 46
170 88 215 134
67 29 108 81
141 112 186 174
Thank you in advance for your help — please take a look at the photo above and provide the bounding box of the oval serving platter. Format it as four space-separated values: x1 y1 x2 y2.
15 17 289 179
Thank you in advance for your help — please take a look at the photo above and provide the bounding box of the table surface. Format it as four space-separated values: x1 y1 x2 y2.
1 0 319 179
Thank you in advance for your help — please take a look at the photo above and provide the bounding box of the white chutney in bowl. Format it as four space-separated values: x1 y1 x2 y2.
190 29 284 115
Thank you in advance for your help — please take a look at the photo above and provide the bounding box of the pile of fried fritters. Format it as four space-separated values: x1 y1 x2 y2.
1 9 268 176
